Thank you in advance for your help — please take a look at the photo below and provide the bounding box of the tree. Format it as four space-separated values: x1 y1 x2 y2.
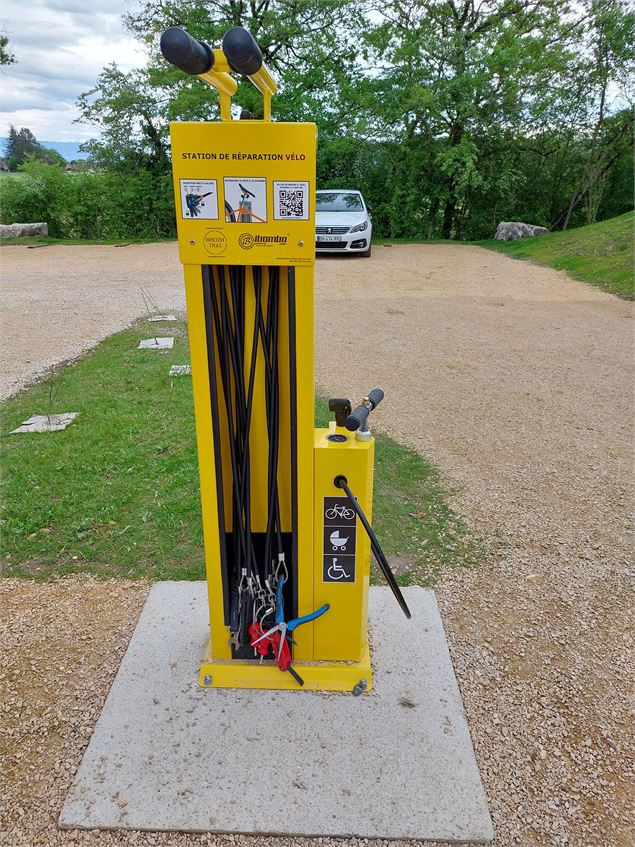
5 126 40 170
4 126 66 171
554 0 635 228
76 0 366 170
77 65 169 172
0 34 15 66
73 0 634 239
124 0 366 123
363 0 580 238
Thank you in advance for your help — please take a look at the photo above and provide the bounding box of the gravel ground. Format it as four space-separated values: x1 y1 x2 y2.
0 243 184 400
1 243 633 847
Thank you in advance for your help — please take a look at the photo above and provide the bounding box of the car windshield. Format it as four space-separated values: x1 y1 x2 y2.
315 192 364 212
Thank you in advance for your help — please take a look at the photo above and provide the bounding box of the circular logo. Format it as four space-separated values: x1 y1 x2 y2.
238 232 254 250
203 229 227 256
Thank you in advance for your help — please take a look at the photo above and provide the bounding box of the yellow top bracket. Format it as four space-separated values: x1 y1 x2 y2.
160 26 278 122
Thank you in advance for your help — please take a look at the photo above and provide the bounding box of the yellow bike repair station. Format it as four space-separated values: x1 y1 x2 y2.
161 25 411 694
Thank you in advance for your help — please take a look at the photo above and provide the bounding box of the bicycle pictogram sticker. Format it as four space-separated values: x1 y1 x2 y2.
325 503 355 521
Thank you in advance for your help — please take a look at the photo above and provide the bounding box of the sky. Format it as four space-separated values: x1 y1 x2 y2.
0 0 147 141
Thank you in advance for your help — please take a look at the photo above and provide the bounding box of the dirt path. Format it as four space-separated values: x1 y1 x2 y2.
1 243 633 847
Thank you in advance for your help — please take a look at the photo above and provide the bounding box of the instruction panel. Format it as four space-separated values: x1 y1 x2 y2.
179 179 219 220
224 177 267 223
170 120 316 266
273 181 310 220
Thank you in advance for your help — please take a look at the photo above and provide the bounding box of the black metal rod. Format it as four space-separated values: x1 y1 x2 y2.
288 267 299 621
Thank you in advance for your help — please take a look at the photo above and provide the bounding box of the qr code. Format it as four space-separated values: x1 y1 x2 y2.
278 189 304 218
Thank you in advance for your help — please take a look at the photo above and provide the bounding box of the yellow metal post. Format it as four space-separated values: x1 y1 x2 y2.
164 25 379 692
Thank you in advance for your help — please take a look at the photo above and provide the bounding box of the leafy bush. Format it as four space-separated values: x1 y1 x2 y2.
0 160 176 240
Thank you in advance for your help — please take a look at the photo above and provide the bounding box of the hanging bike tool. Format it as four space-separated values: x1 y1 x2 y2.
161 23 409 693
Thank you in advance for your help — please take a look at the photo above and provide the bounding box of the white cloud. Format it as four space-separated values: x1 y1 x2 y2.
0 0 148 141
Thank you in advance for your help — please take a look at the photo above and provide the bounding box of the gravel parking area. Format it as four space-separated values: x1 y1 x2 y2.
0 243 184 400
1 243 633 847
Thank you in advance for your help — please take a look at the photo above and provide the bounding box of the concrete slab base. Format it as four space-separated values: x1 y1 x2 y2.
11 412 78 434
149 314 177 322
138 337 174 350
60 583 493 843
168 364 191 376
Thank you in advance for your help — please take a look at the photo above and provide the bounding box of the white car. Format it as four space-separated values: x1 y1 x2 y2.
315 190 372 257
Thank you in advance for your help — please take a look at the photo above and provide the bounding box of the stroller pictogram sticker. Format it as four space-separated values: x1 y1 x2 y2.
329 530 349 552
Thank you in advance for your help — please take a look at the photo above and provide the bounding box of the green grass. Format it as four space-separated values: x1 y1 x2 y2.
478 212 634 300
0 320 478 585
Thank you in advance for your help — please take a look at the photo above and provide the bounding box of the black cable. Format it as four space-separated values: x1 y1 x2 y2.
212 265 261 644
209 263 288 647
287 267 299 620
209 269 245 603
334 475 412 620
202 266 231 626
239 272 260 496
218 269 249 633
260 266 282 578
233 266 259 584
267 268 283 557
209 271 237 632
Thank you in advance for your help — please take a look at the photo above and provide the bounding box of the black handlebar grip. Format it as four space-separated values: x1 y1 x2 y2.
222 26 263 75
160 27 213 75
345 405 370 432
366 388 384 410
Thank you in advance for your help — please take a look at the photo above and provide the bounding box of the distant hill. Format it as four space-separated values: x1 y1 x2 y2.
1 139 89 161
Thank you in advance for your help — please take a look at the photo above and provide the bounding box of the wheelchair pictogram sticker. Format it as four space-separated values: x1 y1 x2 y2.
323 496 356 583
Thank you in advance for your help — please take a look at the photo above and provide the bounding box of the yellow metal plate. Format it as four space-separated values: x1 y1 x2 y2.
199 640 372 692
170 120 316 267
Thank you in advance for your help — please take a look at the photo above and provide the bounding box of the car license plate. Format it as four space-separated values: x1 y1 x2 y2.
317 235 340 242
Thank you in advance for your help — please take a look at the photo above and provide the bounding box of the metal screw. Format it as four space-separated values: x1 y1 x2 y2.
298 240 304 246
203 674 212 686
352 679 368 697
189 239 196 246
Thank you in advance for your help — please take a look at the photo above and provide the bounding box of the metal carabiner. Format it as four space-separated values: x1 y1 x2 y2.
259 604 274 627
274 552 288 585
238 567 248 595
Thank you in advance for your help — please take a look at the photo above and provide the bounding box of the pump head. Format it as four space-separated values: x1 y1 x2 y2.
328 398 352 428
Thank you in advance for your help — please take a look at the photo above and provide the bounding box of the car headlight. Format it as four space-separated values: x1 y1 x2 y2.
349 220 368 233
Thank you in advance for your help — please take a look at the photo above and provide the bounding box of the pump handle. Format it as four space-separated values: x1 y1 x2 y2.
366 388 384 409
222 27 263 75
345 405 369 432
344 388 384 431
160 27 213 75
